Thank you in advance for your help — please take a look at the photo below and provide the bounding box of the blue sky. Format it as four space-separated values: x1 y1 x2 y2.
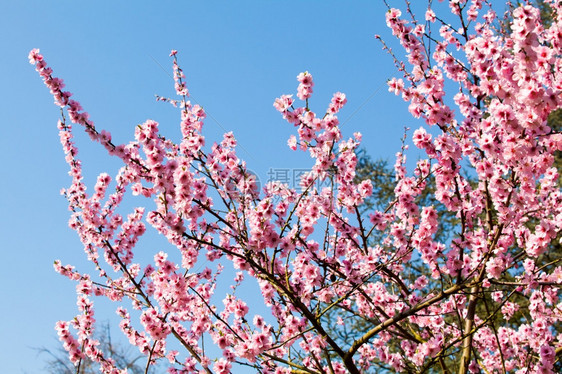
0 1 429 372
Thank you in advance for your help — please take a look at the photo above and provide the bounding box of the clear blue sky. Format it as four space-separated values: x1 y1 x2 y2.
0 1 428 372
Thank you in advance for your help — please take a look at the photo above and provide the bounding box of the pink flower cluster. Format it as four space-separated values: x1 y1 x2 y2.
31 1 562 373
296 71 314 100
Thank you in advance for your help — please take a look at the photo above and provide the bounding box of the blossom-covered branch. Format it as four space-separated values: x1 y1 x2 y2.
31 0 562 373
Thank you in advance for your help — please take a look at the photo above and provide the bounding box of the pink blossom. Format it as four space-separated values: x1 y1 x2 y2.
31 2 562 372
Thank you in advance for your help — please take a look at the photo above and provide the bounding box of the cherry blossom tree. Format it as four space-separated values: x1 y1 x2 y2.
345 2 562 370
31 0 562 373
